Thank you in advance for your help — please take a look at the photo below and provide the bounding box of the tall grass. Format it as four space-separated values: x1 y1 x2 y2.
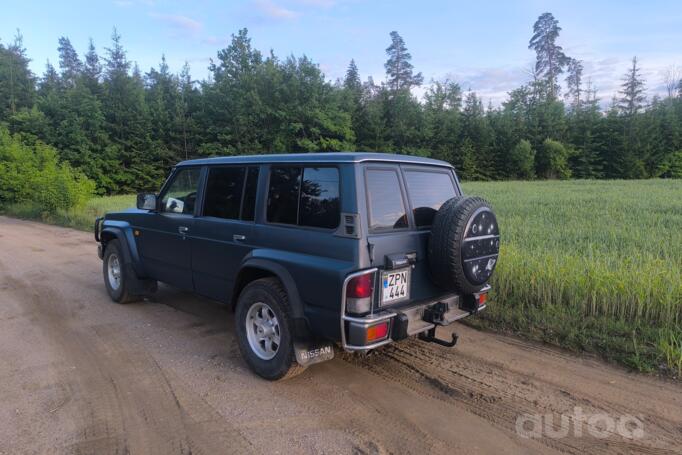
463 179 682 375
2 194 136 232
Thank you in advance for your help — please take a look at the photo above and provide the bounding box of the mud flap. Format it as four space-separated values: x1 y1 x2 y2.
294 340 335 367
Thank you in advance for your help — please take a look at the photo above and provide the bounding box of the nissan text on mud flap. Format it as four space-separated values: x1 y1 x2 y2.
95 153 500 380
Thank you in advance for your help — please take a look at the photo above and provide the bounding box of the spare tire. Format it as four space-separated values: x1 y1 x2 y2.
428 196 500 294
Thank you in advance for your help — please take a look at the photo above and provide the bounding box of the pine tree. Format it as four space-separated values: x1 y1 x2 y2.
384 31 423 92
528 13 569 98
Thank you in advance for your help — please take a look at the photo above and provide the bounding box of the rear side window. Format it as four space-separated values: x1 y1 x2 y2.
241 167 259 221
203 166 245 220
404 170 456 227
267 167 301 225
300 167 340 228
366 169 408 230
267 166 340 228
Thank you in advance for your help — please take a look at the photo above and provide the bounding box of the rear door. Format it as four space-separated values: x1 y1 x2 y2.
191 166 259 302
363 164 459 309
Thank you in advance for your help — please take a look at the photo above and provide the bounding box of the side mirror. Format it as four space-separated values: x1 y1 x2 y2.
137 193 158 211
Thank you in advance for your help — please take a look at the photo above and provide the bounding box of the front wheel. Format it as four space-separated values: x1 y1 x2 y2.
235 278 305 380
102 239 137 303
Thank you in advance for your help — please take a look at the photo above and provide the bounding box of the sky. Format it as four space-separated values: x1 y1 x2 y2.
2 0 681 107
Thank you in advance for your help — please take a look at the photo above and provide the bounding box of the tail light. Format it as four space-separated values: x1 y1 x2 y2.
475 291 488 307
366 321 389 342
345 271 375 315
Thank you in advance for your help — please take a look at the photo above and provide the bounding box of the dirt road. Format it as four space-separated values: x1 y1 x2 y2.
0 216 680 455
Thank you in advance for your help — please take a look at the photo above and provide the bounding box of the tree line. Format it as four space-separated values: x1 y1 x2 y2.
1 12 681 195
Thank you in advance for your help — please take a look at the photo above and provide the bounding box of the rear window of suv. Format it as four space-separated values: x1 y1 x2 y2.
267 166 340 229
404 170 456 227
366 169 408 230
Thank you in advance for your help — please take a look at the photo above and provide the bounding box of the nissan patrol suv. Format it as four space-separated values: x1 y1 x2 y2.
95 153 500 380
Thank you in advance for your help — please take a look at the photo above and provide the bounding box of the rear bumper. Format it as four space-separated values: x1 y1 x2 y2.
341 284 490 352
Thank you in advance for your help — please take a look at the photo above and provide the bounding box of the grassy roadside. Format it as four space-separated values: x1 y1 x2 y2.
1 195 136 232
462 180 682 377
2 180 681 376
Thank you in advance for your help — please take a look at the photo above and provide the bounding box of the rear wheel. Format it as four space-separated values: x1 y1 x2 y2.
235 278 305 380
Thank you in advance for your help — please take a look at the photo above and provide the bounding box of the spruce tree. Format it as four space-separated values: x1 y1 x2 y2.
83 38 101 94
57 37 82 88
565 58 583 111
618 57 646 117
0 30 35 119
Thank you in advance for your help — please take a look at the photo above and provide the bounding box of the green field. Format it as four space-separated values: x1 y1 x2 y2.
463 180 682 375
4 180 681 375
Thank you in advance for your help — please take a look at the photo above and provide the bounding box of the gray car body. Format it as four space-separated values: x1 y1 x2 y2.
97 153 467 344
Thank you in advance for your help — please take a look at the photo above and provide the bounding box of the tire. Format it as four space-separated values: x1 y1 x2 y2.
428 196 500 294
235 278 305 381
102 239 140 304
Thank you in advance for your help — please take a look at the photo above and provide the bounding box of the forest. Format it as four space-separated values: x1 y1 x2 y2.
1 12 681 199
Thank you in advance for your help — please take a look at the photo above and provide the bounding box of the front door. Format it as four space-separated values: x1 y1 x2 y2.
137 166 202 290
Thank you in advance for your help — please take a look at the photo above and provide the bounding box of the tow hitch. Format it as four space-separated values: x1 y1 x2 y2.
418 302 459 347
418 327 459 347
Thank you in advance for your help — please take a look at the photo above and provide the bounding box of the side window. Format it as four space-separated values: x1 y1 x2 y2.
241 167 259 221
161 167 201 215
366 169 408 230
267 167 301 225
203 166 245 220
404 170 456 227
300 167 340 228
267 166 340 228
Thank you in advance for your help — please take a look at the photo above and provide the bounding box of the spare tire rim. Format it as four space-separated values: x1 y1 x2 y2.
246 302 281 360
107 253 122 291
462 206 500 285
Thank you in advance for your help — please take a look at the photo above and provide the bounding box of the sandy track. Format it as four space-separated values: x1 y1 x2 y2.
0 216 680 454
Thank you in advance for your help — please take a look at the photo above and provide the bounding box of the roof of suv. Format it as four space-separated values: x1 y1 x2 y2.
176 152 452 168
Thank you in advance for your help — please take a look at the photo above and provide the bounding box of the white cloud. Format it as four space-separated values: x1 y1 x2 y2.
149 13 203 37
296 0 336 7
254 0 301 20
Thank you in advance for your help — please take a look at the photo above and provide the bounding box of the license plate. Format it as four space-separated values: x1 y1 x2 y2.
381 268 410 305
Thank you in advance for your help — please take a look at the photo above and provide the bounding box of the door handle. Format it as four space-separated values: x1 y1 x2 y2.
178 226 189 235
233 234 246 242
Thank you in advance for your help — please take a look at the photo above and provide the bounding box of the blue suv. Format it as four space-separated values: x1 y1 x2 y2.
95 153 499 380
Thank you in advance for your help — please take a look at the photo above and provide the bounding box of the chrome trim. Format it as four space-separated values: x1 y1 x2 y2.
347 338 394 351
463 253 499 263
474 284 492 296
340 268 380 350
343 311 397 326
463 234 500 242
463 206 495 239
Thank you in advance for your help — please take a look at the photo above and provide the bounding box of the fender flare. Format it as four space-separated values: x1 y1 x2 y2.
235 258 305 320
100 222 144 276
